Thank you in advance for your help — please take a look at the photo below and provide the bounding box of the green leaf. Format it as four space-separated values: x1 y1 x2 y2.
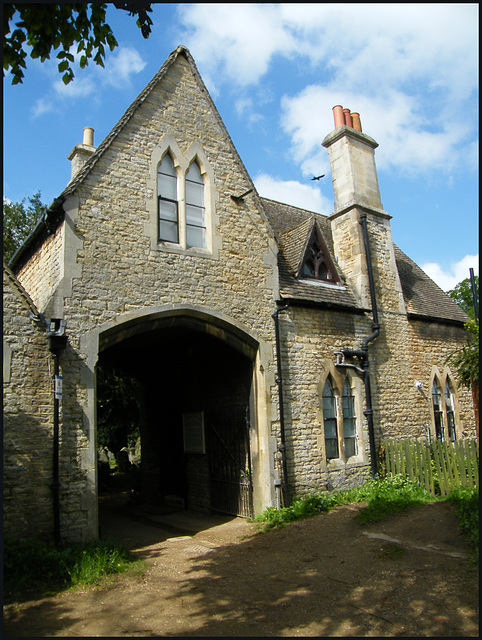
62 71 73 84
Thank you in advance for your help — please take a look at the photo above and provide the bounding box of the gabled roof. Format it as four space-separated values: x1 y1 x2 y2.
261 197 468 324
10 45 273 272
261 198 362 311
278 216 314 276
394 246 468 324
3 263 41 318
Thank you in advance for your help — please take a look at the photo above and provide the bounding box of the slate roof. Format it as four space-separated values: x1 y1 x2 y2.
393 246 468 324
261 197 468 325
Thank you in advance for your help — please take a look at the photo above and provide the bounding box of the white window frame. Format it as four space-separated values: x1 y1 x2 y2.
145 135 219 258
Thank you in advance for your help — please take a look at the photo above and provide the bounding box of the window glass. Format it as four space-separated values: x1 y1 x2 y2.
159 220 179 244
186 161 206 248
323 378 339 459
158 154 179 243
186 225 206 249
342 379 357 458
432 380 444 441
158 155 177 200
444 380 456 442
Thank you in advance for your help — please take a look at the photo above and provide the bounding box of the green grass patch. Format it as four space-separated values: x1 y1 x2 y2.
253 475 436 531
3 537 144 601
446 486 479 559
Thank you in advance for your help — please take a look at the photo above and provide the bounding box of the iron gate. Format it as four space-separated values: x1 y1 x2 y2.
206 405 253 518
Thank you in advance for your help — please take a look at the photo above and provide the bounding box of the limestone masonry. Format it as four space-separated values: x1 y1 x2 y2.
4 47 476 544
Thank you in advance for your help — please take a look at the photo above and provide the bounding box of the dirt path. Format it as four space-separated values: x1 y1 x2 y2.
3 500 478 637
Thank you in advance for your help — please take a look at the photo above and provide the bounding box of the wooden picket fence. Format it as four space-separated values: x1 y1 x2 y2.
382 438 479 496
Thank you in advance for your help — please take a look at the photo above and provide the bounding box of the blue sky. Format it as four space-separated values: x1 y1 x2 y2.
3 3 478 290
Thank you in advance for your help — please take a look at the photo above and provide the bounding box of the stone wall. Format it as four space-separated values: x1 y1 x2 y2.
15 51 280 542
16 222 64 314
278 305 372 496
278 302 476 498
3 267 54 541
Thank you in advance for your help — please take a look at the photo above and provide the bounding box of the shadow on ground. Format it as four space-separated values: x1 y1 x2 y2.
3 500 479 637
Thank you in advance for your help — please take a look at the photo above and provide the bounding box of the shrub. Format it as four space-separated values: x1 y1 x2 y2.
446 486 479 558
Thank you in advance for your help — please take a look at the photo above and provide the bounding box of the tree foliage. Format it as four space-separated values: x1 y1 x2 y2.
448 276 479 320
97 363 140 456
446 319 479 388
3 2 152 85
3 191 47 263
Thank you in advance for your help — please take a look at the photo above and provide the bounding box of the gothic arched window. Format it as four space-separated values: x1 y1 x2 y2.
158 154 179 243
185 161 206 248
322 377 339 459
431 379 444 441
342 379 357 458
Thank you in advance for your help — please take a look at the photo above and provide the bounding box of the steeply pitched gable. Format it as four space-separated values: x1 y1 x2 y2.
261 198 361 310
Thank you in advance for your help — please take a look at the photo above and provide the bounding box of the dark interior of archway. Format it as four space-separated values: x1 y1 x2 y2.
98 325 254 516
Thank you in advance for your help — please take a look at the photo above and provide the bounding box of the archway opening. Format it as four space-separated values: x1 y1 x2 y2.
97 315 256 518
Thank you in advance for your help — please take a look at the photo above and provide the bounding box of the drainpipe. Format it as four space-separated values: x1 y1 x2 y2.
272 302 290 506
47 319 67 546
338 212 380 478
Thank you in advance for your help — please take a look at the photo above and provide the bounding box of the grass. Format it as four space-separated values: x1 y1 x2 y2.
446 486 479 560
253 475 436 531
3 537 145 601
253 474 479 554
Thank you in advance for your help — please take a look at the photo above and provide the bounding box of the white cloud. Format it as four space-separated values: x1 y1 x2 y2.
53 75 96 99
254 173 332 215
421 255 479 292
177 4 477 176
102 47 147 88
36 46 145 105
280 86 473 176
31 97 55 118
178 4 296 91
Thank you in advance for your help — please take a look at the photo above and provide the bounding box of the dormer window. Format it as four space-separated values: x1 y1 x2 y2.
300 224 338 282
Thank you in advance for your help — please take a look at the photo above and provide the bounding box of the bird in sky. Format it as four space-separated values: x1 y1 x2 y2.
311 175 325 181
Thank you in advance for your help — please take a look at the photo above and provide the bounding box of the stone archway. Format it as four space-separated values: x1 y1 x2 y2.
93 307 265 519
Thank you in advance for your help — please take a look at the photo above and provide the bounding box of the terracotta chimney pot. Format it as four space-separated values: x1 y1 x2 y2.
83 127 94 147
333 105 345 129
351 112 362 132
343 109 353 128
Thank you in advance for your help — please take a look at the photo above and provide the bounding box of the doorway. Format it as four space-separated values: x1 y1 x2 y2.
97 313 257 517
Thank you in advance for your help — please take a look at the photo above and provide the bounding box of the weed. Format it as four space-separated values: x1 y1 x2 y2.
355 475 434 524
446 486 479 560
379 542 406 559
3 537 144 601
254 475 436 531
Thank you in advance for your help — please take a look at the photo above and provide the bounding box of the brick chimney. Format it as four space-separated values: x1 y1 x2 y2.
322 106 405 314
67 127 95 181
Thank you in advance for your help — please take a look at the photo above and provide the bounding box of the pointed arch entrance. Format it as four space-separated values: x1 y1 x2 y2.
96 308 259 517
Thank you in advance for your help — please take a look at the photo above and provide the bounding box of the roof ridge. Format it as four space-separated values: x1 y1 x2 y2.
3 263 40 317
61 45 189 199
260 196 327 219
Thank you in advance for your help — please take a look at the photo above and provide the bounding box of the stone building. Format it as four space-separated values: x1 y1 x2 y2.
3 46 475 544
